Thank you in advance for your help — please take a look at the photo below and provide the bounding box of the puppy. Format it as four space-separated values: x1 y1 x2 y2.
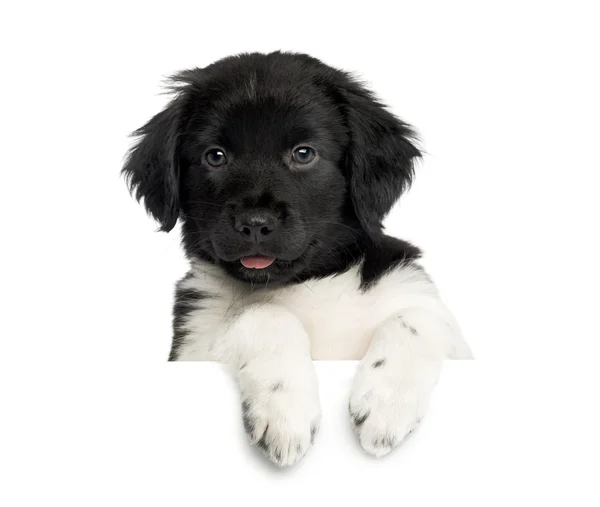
123 51 471 467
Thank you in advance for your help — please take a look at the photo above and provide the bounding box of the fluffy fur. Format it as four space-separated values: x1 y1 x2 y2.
123 51 470 467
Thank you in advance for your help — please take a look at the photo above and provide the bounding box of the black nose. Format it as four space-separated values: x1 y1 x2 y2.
234 211 278 244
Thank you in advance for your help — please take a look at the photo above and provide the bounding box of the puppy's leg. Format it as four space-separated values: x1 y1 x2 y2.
215 304 321 467
349 307 469 457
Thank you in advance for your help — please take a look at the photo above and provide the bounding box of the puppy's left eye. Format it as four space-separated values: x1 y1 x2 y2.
205 148 228 167
292 146 316 165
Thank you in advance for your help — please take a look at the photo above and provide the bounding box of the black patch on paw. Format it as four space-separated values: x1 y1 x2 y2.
372 359 386 368
242 414 254 436
241 400 255 436
397 317 418 336
310 424 318 444
270 382 283 392
373 435 396 449
256 425 271 456
241 400 251 415
351 410 370 427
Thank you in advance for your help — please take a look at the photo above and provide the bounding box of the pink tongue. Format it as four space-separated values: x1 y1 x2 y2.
240 255 275 269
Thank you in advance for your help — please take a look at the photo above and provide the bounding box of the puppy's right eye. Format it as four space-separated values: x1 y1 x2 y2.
205 148 228 167
292 146 316 165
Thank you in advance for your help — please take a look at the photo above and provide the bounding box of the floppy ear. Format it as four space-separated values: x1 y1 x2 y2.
122 96 185 232
341 82 421 237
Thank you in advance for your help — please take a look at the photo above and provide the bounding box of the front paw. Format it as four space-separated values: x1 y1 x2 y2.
240 377 321 467
349 356 440 457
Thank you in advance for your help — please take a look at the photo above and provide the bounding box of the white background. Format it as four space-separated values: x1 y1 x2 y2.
1 1 599 505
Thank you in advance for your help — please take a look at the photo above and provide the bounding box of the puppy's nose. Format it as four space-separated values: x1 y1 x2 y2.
234 211 278 244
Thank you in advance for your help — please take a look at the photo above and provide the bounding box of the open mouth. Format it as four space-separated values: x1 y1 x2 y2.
240 254 276 269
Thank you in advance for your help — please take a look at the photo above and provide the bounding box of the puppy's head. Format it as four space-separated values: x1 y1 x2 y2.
123 52 420 285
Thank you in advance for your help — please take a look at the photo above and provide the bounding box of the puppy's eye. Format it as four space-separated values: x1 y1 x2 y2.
292 146 316 165
205 148 227 167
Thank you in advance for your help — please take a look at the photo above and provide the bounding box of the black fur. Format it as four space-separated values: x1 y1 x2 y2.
310 424 318 445
241 400 255 437
351 410 370 427
360 235 422 290
123 51 421 290
372 359 386 368
170 282 208 361
398 316 419 336
270 382 283 392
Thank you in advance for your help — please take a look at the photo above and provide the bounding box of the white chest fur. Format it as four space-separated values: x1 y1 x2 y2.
176 260 446 360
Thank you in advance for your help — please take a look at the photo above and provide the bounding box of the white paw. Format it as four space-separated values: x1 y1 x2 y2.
239 364 321 467
349 355 440 457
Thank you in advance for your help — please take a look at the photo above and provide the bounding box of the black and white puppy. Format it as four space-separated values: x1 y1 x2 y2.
123 52 471 467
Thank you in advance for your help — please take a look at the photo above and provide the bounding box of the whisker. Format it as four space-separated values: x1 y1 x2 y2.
182 200 226 208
